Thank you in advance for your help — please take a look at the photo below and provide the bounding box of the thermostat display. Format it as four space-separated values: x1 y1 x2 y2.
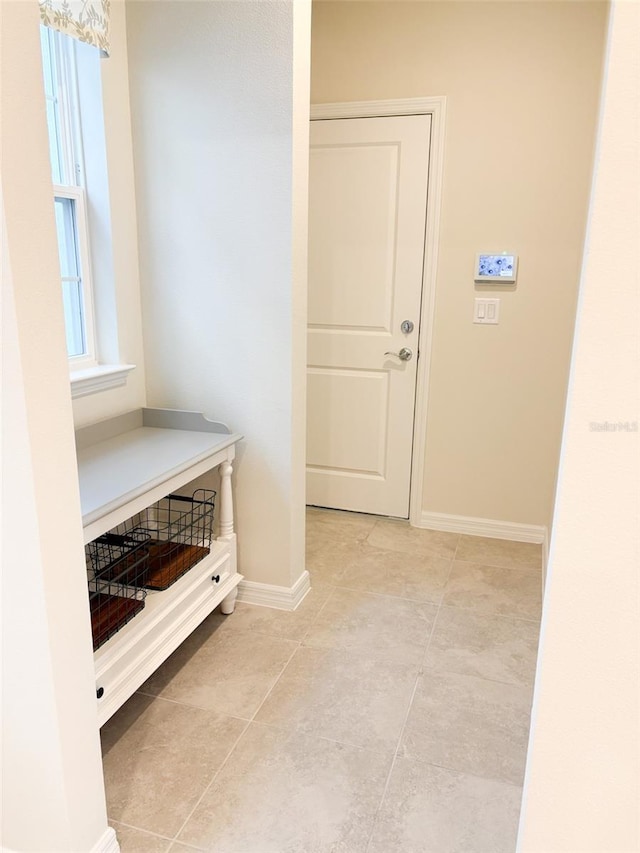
475 253 518 283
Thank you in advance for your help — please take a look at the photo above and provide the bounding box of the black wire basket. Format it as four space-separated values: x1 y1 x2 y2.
110 489 217 591
86 531 149 651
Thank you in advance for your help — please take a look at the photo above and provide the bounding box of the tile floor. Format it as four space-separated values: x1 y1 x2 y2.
103 508 542 853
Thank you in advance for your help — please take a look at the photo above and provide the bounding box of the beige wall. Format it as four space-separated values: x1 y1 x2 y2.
311 0 608 530
518 3 639 848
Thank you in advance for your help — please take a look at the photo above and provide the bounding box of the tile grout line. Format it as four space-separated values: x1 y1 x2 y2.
132 689 254 721
420 549 541 689
437 602 543 625
303 585 445 608
297 580 339 645
386 752 527 790
169 714 252 846
124 514 537 850
299 519 536 843
248 641 301 723
452 556 543 573
417 665 537 692
134 582 340 714
109 820 174 846
452 532 461 561
163 841 205 853
363 563 449 853
310 511 431 852
165 613 306 846
168 581 340 847
451 530 543 574
249 716 402 758
363 671 422 853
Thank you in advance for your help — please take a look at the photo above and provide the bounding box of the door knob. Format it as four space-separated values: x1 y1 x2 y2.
384 347 413 362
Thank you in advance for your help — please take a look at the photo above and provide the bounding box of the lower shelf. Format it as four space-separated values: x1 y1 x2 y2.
94 537 241 726
89 540 212 652
143 540 210 590
90 594 145 652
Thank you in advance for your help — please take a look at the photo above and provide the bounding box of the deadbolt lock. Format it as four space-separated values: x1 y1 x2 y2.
400 320 414 334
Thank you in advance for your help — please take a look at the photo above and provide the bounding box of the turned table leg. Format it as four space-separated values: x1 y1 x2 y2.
218 456 237 614
218 459 235 539
220 586 238 615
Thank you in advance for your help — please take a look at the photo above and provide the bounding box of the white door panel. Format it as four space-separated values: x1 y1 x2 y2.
308 143 398 330
307 115 431 518
307 368 389 476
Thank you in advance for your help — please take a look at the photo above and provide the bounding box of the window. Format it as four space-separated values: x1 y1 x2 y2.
41 25 97 364
39 25 134 394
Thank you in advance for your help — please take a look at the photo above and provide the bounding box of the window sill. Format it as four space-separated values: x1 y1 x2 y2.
70 364 136 399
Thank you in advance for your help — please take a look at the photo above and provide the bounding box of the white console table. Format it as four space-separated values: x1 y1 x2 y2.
75 407 243 726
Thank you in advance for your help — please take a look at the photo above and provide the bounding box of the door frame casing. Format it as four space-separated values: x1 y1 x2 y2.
310 97 447 526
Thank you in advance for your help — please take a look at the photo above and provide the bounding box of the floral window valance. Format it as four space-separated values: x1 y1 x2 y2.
40 0 110 56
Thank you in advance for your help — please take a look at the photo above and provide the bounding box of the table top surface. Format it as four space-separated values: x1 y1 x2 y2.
77 425 241 529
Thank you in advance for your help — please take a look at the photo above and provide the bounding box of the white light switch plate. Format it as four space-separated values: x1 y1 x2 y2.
474 298 500 324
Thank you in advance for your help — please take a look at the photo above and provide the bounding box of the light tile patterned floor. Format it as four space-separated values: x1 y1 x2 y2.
103 508 542 853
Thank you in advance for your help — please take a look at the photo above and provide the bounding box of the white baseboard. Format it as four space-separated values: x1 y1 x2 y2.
418 511 546 544
1 826 120 853
237 569 311 611
92 826 120 853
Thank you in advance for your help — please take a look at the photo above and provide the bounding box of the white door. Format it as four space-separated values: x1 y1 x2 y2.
307 114 431 518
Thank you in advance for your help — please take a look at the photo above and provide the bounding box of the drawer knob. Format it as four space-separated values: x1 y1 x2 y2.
96 687 105 699
212 574 220 584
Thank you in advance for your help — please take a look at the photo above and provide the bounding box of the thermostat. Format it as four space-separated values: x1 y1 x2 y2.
475 253 518 283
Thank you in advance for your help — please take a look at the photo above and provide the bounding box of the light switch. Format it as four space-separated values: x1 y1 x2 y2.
474 297 500 324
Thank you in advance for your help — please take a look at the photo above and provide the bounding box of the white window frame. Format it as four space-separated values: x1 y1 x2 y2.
40 25 135 394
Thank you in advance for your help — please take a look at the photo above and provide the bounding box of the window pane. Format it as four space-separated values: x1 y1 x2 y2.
40 26 64 184
54 196 78 278
62 279 86 357
54 197 86 357
40 26 56 97
45 97 63 185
